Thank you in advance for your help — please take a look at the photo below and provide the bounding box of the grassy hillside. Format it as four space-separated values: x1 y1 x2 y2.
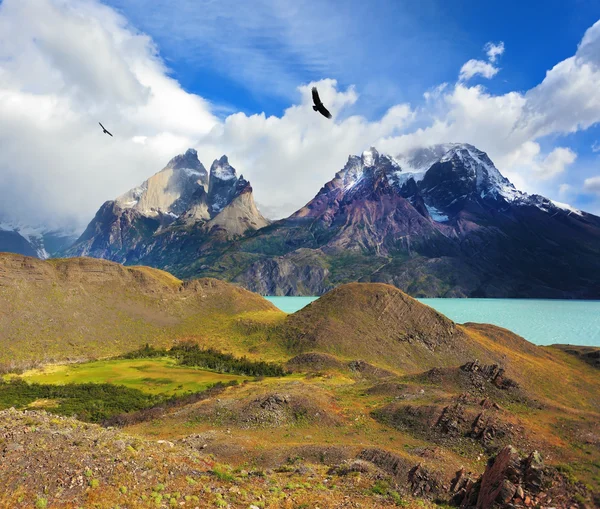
1 255 599 507
0 253 283 368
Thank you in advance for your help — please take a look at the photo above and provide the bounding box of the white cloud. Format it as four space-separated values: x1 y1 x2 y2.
1 0 600 230
459 59 500 81
458 40 504 82
583 176 600 195
593 141 600 152
485 41 505 63
0 0 217 230
558 183 573 199
531 147 577 180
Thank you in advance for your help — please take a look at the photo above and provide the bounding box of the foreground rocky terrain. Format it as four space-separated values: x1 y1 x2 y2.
0 256 599 508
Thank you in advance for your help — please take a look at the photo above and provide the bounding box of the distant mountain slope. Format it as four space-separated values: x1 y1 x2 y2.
0 221 78 259
0 253 280 368
64 149 268 263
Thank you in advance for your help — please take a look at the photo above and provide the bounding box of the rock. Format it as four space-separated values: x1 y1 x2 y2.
259 394 289 410
516 485 525 499
460 361 519 390
457 446 539 508
408 464 443 498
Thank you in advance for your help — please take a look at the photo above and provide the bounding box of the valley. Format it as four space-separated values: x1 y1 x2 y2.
1 254 599 508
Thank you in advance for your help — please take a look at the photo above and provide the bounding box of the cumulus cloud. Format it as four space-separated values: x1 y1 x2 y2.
459 59 500 81
0 0 217 230
485 41 505 63
458 40 504 81
583 176 600 195
1 0 600 230
530 147 577 180
558 183 573 199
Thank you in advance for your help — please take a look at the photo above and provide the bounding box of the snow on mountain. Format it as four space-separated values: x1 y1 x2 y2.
210 155 237 181
0 220 80 259
208 156 244 213
424 204 449 222
325 143 584 225
437 144 521 202
549 200 584 217
393 143 456 174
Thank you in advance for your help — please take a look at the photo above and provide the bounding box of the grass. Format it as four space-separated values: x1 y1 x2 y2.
13 358 249 396
121 342 288 377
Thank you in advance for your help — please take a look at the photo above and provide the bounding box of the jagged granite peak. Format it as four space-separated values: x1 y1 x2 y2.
208 155 244 214
64 150 269 262
209 155 236 182
166 148 207 174
115 148 208 218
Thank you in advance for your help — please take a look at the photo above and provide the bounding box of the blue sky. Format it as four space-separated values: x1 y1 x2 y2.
1 0 600 228
101 0 600 117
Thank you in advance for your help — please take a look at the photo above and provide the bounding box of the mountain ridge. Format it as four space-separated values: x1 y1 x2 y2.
52 143 600 298
64 150 269 263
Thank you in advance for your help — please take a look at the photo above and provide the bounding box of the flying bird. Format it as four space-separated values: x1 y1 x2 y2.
99 122 113 137
311 87 332 119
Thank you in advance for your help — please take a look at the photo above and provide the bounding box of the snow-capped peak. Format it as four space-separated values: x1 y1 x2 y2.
210 156 236 181
438 144 521 202
361 147 379 167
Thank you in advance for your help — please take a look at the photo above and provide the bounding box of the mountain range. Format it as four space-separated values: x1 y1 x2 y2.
20 143 600 298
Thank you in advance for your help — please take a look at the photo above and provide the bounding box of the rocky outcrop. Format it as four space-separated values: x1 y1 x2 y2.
452 445 590 508
461 361 519 391
408 464 446 498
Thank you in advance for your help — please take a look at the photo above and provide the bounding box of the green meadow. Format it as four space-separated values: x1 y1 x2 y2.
13 358 249 396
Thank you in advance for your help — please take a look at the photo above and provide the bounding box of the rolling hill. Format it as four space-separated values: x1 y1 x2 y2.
1 255 599 508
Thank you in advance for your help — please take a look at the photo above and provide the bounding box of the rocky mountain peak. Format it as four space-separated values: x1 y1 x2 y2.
209 155 236 182
207 156 244 214
166 148 206 173
419 144 520 213
361 147 379 166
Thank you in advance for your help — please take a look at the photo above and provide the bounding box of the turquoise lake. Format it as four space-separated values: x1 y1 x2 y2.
264 296 600 347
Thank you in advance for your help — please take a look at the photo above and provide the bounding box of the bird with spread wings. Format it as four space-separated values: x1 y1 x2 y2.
311 87 332 119
99 122 113 137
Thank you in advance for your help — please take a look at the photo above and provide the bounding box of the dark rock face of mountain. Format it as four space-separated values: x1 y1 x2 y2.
65 143 600 298
0 230 38 257
64 150 268 264
192 144 600 298
0 224 78 259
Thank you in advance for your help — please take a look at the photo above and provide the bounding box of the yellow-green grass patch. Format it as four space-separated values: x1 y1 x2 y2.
15 358 249 396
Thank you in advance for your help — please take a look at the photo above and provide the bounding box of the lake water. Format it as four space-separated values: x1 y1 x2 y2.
264 296 600 347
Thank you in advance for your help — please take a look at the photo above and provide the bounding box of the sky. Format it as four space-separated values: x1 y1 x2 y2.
0 0 600 231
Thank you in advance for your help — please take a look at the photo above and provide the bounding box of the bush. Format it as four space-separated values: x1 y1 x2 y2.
0 379 160 423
